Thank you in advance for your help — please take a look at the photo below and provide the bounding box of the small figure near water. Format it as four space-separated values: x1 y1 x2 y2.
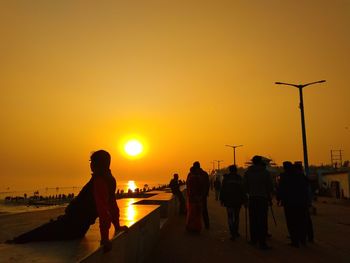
6 150 128 253
220 165 246 240
169 173 186 215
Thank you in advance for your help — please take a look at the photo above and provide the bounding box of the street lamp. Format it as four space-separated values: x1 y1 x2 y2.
225 145 243 166
275 80 326 177
214 160 224 170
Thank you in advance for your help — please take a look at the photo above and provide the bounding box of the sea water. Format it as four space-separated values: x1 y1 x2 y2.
0 180 166 215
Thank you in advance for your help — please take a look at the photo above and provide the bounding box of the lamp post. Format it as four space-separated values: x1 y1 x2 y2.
214 160 224 170
225 144 243 166
275 80 326 177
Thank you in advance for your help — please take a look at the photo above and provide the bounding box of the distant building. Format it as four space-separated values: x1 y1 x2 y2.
319 170 350 199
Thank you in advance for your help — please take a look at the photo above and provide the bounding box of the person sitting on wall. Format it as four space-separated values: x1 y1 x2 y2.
6 150 128 253
169 173 186 215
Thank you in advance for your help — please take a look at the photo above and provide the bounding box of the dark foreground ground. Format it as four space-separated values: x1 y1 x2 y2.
146 192 350 263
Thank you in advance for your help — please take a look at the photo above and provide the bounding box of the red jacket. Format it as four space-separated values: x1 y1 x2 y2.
93 174 120 242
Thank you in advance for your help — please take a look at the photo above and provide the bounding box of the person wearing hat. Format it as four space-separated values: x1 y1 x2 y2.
244 155 273 250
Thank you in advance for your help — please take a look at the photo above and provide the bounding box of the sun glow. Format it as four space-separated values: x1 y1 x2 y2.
124 140 143 157
127 180 137 192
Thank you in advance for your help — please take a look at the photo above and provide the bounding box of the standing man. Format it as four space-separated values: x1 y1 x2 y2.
277 161 309 247
169 173 186 215
214 175 222 201
220 165 246 240
244 155 273 250
193 161 210 229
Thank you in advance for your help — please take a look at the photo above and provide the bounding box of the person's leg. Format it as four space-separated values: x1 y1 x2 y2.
11 217 67 243
10 216 91 244
297 206 307 245
284 206 292 238
248 199 258 244
257 198 268 248
226 207 234 238
202 198 210 229
178 193 186 215
306 208 314 242
233 206 241 236
286 206 299 247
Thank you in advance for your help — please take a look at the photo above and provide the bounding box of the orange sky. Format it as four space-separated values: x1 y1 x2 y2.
1 0 350 190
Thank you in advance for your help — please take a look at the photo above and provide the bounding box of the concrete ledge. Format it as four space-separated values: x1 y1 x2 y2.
0 190 180 263
80 205 160 263
133 193 176 218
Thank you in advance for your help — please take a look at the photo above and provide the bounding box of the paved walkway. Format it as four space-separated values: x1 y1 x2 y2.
146 191 350 263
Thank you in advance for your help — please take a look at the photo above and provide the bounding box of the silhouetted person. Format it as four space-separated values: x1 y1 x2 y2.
186 166 204 233
214 175 221 201
277 161 308 248
294 161 314 243
220 165 246 240
6 150 127 253
193 161 210 229
169 173 186 215
244 155 273 250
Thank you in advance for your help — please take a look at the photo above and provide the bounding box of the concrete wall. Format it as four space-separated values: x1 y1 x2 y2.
81 206 160 263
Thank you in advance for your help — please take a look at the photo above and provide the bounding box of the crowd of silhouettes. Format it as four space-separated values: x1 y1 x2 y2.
189 155 314 251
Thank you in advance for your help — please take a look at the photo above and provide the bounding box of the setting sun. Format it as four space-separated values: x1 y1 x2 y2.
124 140 143 157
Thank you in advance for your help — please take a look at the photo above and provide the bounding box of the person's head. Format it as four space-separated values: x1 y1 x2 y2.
193 161 201 169
251 155 262 166
229 165 237 174
294 161 304 173
173 173 179 180
283 161 293 172
90 150 111 174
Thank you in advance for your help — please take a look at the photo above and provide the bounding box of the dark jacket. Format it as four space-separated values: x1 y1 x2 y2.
169 178 181 194
199 168 210 198
220 173 246 207
244 165 273 199
65 178 97 225
277 171 309 206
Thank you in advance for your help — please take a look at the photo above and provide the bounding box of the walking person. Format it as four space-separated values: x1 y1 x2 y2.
277 161 309 248
186 166 204 233
193 161 210 229
294 161 314 243
220 165 246 240
6 150 128 253
244 155 273 250
214 175 221 201
169 173 186 215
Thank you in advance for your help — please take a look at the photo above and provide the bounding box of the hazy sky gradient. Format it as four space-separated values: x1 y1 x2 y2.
1 0 349 190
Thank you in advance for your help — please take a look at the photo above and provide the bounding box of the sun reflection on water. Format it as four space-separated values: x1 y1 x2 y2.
124 198 138 224
127 180 137 192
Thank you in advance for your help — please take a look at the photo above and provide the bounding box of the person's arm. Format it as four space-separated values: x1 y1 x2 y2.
93 177 112 244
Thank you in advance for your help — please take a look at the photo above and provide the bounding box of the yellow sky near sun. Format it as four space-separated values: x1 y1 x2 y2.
0 0 350 190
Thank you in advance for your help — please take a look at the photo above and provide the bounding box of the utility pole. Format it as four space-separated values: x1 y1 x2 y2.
225 144 243 165
275 80 326 177
214 160 224 170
